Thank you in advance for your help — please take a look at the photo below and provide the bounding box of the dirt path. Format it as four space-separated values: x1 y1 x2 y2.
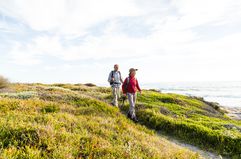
158 133 224 159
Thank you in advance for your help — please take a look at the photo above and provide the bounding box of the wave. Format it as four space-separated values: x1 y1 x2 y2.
154 81 241 107
161 88 201 91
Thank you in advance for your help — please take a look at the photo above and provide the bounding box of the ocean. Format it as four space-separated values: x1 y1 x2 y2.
143 81 241 108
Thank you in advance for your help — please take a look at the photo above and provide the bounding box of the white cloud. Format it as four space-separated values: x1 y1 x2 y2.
170 0 241 28
0 0 141 35
1 0 241 82
8 33 149 64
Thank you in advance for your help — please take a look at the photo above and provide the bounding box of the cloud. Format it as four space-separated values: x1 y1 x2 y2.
0 0 141 35
170 0 241 28
1 0 241 82
6 20 198 65
7 34 150 64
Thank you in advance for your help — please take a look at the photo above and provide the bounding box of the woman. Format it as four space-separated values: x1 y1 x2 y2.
122 68 141 122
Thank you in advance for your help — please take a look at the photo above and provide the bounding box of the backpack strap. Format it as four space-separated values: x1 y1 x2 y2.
111 71 114 78
118 71 121 77
112 71 121 77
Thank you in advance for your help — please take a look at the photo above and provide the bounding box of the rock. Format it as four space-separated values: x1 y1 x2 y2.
160 107 171 115
221 107 241 120
84 83 96 87
190 96 221 111
149 89 161 93
223 124 241 132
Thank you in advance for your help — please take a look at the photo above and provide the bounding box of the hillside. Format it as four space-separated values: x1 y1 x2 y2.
0 83 200 158
0 83 241 158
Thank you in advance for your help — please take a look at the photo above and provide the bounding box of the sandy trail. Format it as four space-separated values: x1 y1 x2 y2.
159 134 224 159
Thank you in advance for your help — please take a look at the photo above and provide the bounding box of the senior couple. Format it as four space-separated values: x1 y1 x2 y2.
108 64 141 122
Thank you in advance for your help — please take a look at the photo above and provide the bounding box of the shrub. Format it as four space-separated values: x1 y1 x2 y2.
136 109 241 157
0 91 37 99
0 99 19 111
44 86 70 91
71 96 118 116
0 127 39 148
78 136 97 158
0 76 9 89
0 83 203 158
41 104 60 113
95 87 111 93
84 83 96 87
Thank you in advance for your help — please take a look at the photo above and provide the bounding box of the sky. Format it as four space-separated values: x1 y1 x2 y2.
0 0 241 86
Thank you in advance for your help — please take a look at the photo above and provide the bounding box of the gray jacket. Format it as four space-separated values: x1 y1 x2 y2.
108 71 123 87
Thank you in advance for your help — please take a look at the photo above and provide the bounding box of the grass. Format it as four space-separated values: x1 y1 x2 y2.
43 83 241 158
0 83 200 158
129 92 241 158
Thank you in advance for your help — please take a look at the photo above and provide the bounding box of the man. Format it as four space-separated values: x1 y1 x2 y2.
108 64 123 107
122 68 141 122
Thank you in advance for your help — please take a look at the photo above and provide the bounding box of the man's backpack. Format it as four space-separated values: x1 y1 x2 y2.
110 71 121 85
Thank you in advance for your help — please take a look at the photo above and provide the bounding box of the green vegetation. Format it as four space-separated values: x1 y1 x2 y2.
0 83 200 158
128 92 241 158
40 83 241 158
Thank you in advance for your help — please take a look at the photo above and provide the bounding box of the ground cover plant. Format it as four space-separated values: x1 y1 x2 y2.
0 83 200 158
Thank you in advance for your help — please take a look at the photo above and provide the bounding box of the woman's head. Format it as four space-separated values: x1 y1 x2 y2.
129 68 138 77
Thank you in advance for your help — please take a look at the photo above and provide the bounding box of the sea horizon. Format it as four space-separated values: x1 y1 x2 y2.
142 81 241 108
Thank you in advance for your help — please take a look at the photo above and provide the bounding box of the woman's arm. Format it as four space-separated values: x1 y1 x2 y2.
136 79 141 92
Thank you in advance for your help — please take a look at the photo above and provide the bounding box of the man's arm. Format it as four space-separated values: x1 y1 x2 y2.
107 71 112 82
120 72 124 83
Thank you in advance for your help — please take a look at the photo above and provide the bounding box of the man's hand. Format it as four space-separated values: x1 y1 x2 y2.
121 79 124 84
111 77 115 81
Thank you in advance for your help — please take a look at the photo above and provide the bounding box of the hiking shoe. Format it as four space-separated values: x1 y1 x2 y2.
127 113 131 119
133 117 138 123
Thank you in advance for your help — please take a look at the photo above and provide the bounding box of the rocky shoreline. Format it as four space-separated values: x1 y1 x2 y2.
189 95 241 120
220 106 241 120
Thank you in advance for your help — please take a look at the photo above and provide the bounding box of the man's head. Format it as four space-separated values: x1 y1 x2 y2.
114 64 119 71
